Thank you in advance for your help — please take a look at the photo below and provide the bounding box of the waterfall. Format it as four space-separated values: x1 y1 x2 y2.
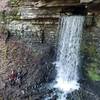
54 16 84 98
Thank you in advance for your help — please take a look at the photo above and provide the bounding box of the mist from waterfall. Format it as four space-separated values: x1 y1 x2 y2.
54 16 84 99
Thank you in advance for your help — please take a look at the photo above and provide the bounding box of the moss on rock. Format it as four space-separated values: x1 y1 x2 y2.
86 62 100 81
81 26 100 81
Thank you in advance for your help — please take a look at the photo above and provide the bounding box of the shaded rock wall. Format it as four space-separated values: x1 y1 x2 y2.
81 15 100 81
0 1 59 99
8 21 58 46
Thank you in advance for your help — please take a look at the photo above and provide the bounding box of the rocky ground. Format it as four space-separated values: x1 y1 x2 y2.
67 81 100 100
0 29 56 100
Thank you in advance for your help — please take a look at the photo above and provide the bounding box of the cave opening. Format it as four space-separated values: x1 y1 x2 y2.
61 5 87 15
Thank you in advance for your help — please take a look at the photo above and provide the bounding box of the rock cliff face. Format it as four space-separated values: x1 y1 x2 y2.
81 18 100 81
0 0 100 100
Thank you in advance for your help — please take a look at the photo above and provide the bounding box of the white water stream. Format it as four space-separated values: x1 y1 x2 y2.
54 16 84 100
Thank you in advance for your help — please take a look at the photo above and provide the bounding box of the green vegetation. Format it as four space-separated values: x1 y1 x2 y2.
81 30 100 81
4 7 20 23
9 0 21 6
86 63 100 81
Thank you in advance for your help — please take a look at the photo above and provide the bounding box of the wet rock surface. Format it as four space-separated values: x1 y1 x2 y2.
66 81 100 100
0 30 56 99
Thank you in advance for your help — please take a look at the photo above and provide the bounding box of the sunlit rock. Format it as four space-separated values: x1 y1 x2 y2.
0 0 10 12
80 0 93 3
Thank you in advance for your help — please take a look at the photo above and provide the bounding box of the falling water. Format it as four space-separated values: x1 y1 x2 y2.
54 16 84 99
